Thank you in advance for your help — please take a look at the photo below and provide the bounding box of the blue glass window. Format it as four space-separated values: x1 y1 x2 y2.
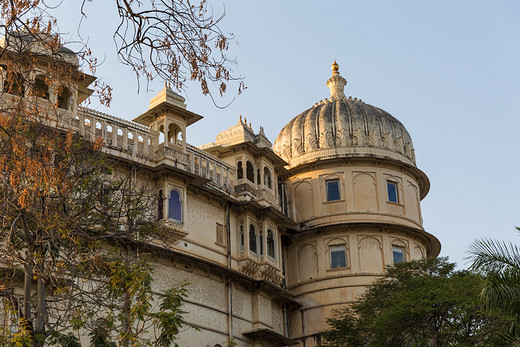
393 246 405 264
330 245 347 268
168 189 182 222
387 181 398 203
326 179 340 201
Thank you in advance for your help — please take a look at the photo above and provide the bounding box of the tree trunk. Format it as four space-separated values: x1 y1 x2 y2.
34 257 46 347
23 257 32 327
122 291 131 347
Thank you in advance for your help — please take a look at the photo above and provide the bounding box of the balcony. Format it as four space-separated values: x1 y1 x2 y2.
234 182 257 200
187 144 234 194
63 107 281 209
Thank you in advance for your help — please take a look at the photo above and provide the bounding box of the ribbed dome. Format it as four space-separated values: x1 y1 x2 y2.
273 64 416 169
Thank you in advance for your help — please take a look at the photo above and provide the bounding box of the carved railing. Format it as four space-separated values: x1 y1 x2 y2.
72 108 236 194
76 107 155 159
187 144 234 194
155 144 190 167
64 107 283 208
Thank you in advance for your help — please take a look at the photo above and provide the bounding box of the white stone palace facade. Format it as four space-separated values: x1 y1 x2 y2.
2 36 440 347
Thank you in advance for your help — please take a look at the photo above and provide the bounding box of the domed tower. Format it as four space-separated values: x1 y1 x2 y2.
274 62 441 345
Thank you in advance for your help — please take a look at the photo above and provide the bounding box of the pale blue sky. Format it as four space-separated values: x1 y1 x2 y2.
52 1 520 268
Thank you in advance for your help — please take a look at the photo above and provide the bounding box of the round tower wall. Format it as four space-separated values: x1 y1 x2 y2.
285 223 431 344
286 160 424 229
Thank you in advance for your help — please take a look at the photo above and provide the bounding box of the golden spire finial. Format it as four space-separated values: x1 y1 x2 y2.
239 115 242 123
249 122 252 129
332 60 339 74
327 59 347 101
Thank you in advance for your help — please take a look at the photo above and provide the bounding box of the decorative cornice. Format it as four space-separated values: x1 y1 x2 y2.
299 210 424 229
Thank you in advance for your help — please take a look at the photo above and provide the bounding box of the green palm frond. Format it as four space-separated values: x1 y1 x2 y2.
481 270 520 316
468 233 520 340
468 238 520 273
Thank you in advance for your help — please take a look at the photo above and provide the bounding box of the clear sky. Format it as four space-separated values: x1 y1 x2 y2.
52 1 520 268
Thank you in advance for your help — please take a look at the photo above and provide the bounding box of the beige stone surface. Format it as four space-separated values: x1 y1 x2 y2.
0 45 440 346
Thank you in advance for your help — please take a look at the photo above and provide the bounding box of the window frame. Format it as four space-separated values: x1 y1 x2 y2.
57 86 71 110
249 224 257 254
326 179 341 201
237 160 244 180
387 181 399 203
263 167 272 189
34 75 50 100
267 229 276 259
168 189 182 222
246 161 255 183
392 245 406 264
329 244 347 269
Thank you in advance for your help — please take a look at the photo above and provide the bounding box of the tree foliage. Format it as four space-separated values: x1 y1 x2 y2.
110 0 244 96
323 258 509 347
0 1 210 346
0 112 189 345
1 0 243 106
468 229 520 342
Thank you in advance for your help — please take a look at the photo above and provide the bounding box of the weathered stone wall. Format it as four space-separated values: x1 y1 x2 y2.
286 160 424 229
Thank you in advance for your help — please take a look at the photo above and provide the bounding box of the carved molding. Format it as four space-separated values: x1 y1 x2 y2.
298 210 424 229
358 235 382 250
352 171 376 185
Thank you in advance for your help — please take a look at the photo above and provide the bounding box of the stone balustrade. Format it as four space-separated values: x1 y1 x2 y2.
77 106 155 159
186 144 234 194
67 107 235 195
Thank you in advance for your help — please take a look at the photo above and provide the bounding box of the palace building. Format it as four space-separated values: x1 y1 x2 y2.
1 32 440 346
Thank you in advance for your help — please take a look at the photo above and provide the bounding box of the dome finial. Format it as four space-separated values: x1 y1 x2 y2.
327 60 347 101
332 60 339 74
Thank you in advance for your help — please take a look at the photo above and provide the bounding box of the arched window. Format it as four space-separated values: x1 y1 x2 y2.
259 230 264 256
267 230 275 258
246 161 254 183
249 224 257 253
168 123 182 145
57 87 71 109
158 124 165 144
4 72 24 96
237 161 243 180
168 189 182 222
157 190 164 220
34 75 49 99
264 167 272 189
